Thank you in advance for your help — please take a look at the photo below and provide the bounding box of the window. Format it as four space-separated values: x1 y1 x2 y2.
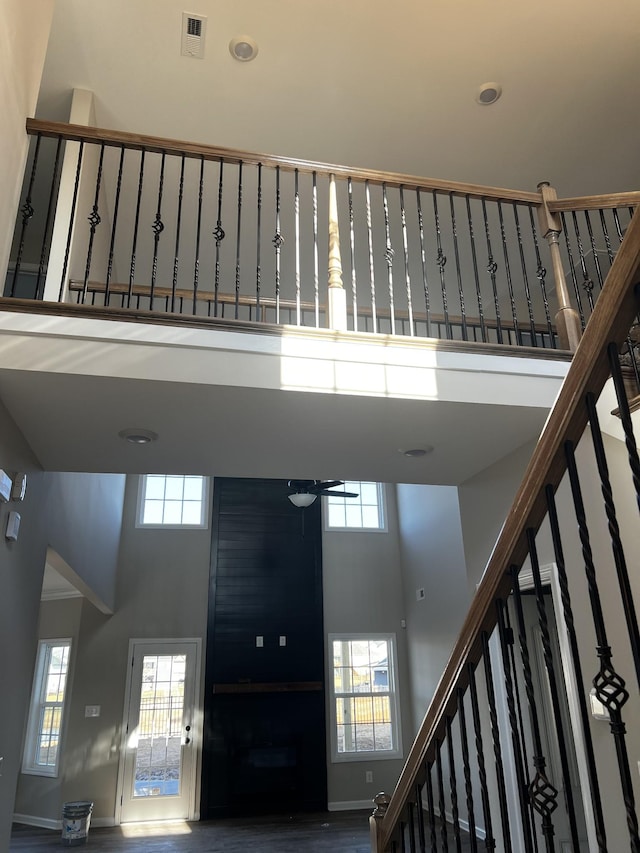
325 481 386 531
329 634 402 761
137 475 209 528
23 639 72 777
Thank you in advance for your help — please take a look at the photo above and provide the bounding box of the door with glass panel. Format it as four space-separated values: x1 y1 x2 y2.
120 640 199 822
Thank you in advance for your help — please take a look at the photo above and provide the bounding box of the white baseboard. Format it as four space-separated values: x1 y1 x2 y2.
426 804 486 841
92 817 116 827
327 799 373 811
13 814 61 830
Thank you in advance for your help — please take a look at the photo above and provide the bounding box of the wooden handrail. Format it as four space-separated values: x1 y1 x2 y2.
377 178 640 851
25 118 542 204
547 191 640 212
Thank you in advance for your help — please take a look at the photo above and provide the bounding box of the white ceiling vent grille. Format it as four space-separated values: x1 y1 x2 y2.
181 13 207 59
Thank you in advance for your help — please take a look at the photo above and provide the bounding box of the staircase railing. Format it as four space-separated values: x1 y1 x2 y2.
6 119 639 352
370 204 640 850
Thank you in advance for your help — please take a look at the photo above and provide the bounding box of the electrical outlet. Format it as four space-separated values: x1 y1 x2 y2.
256 636 264 647
279 636 287 646
365 771 373 783
416 588 425 601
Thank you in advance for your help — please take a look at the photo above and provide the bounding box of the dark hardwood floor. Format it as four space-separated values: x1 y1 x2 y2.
10 810 372 852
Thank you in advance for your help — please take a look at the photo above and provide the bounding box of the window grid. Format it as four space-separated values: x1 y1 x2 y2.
326 481 384 530
24 640 71 775
139 475 208 527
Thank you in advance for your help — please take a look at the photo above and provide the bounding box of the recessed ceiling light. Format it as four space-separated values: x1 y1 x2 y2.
476 82 502 106
400 447 433 458
118 428 158 445
229 36 258 62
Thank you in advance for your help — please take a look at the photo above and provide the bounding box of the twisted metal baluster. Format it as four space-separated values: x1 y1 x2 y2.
365 180 377 333
408 801 417 853
59 140 84 302
466 195 487 342
382 182 396 335
192 156 205 313
559 212 586 329
425 762 438 853
171 154 186 313
528 206 554 347
104 146 125 307
82 143 106 304
445 717 463 852
35 136 63 300
128 149 145 308
399 186 414 335
432 192 451 339
497 201 519 344
565 441 640 850
584 210 604 291
435 739 449 852
510 566 559 852
457 689 478 852
496 602 536 853
585 391 640 685
149 150 166 311
234 161 243 320
545 485 608 852
449 193 467 341
273 165 284 324
512 203 537 345
570 211 594 313
213 159 226 318
416 189 432 338
416 781 427 853
467 662 496 851
314 172 321 327
294 169 301 326
256 163 262 322
607 342 640 509
481 198 502 343
11 133 42 297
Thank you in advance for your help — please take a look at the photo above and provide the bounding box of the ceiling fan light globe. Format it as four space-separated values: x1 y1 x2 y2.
288 493 317 508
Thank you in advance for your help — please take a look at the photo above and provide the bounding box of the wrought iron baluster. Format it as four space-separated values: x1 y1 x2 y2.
408 801 417 853
399 186 414 336
612 208 625 245
432 192 451 339
585 391 640 685
467 662 496 851
59 140 84 302
273 165 283 325
382 182 396 335
192 156 205 314
415 781 427 853
559 212 586 329
416 190 432 338
213 159 225 318
365 180 377 334
565 441 640 850
256 163 262 322
82 143 106 304
400 822 407 853
545 485 608 852
481 199 502 344
570 211 594 313
598 209 616 270
465 195 486 342
510 566 559 852
314 172 320 328
149 150 166 311
128 149 146 308
347 177 357 331
294 169 301 326
104 145 125 307
512 203 537 346
234 161 243 320
35 136 63 300
171 154 186 313
449 193 467 341
425 764 438 853
497 201 519 344
584 210 604 292
435 739 449 853
444 718 462 852
495 602 536 853
528 207 554 347
11 132 42 297
607 342 640 507
457 689 478 852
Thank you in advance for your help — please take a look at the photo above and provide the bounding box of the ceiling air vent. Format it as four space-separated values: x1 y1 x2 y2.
181 13 207 59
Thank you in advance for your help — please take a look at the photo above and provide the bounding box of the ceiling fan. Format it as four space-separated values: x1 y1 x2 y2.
287 479 358 508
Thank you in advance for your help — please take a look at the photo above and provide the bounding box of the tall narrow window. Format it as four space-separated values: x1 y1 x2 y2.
325 481 386 531
23 639 72 777
329 634 402 761
137 475 209 528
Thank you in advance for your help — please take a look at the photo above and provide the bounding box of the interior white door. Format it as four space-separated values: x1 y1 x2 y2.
120 640 198 822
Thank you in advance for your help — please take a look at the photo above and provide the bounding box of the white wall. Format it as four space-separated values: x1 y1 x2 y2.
0 0 54 281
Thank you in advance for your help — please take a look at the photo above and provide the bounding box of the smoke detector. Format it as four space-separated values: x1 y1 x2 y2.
476 82 502 105
182 13 207 59
229 36 258 62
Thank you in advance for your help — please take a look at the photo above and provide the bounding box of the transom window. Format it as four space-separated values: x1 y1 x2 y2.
23 639 71 777
137 475 209 528
325 481 385 531
329 635 401 762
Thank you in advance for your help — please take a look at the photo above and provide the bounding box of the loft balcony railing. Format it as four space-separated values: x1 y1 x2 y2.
369 211 640 850
5 119 639 353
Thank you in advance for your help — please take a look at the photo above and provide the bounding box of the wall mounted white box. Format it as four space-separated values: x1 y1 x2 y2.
5 511 20 541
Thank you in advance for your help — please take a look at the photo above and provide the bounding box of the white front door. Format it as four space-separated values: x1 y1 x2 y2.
119 640 200 823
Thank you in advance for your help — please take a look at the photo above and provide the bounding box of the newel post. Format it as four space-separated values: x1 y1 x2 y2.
536 181 582 352
328 173 348 331
370 791 391 853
